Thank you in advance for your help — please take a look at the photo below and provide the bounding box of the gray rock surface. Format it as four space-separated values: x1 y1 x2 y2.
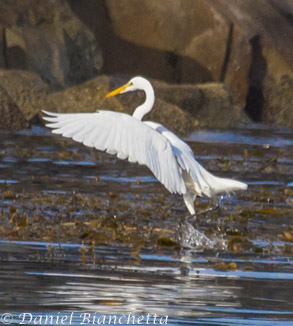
0 0 292 130
0 0 102 89
43 75 240 134
68 0 293 127
0 70 48 121
0 85 28 130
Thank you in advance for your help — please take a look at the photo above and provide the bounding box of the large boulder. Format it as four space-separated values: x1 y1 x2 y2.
269 0 293 17
151 79 241 129
69 0 252 109
194 83 240 129
208 0 293 126
0 85 28 130
44 75 123 114
262 75 293 128
0 0 102 89
42 75 240 134
0 68 240 133
0 70 48 121
69 0 293 127
42 75 195 135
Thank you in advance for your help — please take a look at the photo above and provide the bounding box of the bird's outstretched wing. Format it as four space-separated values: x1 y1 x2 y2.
43 110 186 194
144 121 247 198
144 121 211 197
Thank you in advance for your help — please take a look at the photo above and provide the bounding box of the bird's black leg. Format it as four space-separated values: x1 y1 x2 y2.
187 196 221 224
197 197 221 216
186 213 197 225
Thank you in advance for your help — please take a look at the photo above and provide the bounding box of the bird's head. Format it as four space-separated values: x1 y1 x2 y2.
106 76 150 98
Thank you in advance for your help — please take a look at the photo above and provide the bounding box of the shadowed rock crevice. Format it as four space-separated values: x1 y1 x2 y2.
5 29 27 71
244 36 267 122
220 23 233 82
1 28 7 68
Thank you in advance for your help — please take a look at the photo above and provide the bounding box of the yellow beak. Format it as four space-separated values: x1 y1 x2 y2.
106 82 132 98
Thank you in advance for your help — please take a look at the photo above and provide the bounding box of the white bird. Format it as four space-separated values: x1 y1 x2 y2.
43 76 247 215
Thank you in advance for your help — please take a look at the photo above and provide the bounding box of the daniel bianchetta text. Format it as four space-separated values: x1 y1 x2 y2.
1 312 169 325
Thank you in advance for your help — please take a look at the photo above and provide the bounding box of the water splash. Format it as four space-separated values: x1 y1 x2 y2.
176 219 214 249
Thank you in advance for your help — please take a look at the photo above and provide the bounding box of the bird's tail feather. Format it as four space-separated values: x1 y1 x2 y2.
197 164 247 197
209 175 247 195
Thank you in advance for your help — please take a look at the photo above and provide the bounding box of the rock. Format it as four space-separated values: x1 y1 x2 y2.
0 27 5 69
40 75 195 135
103 0 236 82
223 25 252 109
153 81 203 114
43 75 123 116
212 0 293 67
211 0 293 121
195 83 240 128
0 68 240 132
262 75 293 128
5 26 69 88
0 70 48 121
181 21 251 109
150 79 240 129
149 99 194 136
261 44 293 124
180 8 231 83
43 75 240 134
0 0 102 89
79 0 252 107
0 85 28 130
148 79 240 129
105 0 201 52
269 0 293 18
69 0 293 127
106 79 196 135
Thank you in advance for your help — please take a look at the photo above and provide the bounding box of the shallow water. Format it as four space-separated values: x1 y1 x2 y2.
0 125 292 325
0 240 292 325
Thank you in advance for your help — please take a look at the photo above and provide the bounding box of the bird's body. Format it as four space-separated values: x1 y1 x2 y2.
43 76 247 215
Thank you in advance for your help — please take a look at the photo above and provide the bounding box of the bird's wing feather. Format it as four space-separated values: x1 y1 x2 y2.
43 110 186 194
144 121 212 197
144 121 247 197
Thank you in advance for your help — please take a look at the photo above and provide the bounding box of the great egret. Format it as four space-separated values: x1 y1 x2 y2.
43 76 247 215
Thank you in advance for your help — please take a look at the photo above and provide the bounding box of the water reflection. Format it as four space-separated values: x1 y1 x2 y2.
0 241 292 325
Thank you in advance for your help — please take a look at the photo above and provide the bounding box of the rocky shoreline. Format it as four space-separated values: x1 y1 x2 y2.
0 0 292 132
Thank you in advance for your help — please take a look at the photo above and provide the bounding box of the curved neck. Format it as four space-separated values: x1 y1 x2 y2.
133 83 155 120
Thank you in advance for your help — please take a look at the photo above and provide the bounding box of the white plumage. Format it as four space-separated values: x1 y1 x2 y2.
43 76 247 215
